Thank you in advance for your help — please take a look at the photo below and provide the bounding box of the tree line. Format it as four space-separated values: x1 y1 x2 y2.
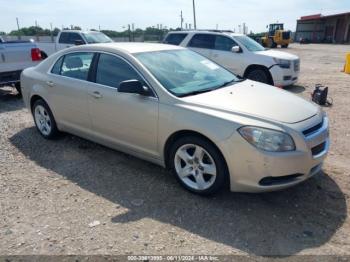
5 26 181 37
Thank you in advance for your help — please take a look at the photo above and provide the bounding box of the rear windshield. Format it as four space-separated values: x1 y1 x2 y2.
163 33 188 45
82 32 113 44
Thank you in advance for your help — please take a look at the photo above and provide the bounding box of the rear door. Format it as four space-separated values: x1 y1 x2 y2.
48 52 94 132
187 33 214 59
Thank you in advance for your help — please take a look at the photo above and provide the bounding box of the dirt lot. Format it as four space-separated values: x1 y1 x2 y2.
1 44 350 257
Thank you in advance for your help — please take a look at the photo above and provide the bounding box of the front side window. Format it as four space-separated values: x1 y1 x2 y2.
163 33 188 45
234 35 265 52
135 49 239 97
60 52 94 80
188 34 215 49
214 35 238 51
96 54 144 88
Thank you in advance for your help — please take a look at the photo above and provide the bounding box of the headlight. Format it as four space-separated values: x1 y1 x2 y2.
273 58 291 69
238 126 295 152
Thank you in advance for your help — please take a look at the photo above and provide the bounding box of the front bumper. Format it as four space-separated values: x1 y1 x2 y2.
269 61 300 87
219 115 329 193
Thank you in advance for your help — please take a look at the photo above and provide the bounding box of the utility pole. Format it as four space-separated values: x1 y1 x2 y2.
16 17 21 40
180 10 184 30
192 0 197 29
50 22 53 42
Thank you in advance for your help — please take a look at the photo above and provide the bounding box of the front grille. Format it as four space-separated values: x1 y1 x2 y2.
259 174 303 186
294 60 300 72
302 120 323 136
311 142 326 156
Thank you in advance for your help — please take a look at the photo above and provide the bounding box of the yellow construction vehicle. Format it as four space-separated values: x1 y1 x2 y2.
261 23 292 48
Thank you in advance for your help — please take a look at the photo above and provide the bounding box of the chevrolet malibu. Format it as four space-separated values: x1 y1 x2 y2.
20 43 329 195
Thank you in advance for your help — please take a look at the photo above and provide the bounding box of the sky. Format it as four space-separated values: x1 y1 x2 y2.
0 0 349 33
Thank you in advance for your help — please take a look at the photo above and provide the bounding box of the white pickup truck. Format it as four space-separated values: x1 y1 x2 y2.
37 30 113 58
0 36 42 94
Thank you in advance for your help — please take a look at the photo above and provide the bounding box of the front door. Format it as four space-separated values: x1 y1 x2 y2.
87 53 159 157
210 35 243 74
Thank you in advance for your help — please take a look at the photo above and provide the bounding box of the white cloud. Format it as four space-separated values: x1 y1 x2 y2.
0 0 349 33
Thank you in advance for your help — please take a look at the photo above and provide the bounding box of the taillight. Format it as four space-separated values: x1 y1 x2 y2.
31 48 42 61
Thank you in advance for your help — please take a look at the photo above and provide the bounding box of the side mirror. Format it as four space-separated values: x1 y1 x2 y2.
118 80 150 96
231 46 241 53
74 39 85 46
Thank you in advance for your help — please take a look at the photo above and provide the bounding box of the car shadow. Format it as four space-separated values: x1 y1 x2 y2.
10 127 347 256
284 85 306 94
0 87 24 113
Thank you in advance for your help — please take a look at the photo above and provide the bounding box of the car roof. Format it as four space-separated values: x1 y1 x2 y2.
73 42 184 54
60 30 102 34
168 30 245 37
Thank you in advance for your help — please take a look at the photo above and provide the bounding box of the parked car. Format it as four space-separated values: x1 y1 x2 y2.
163 30 300 87
21 43 328 195
37 30 113 58
0 36 42 94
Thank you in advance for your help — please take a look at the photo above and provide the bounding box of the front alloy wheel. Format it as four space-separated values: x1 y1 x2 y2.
170 136 228 195
175 144 217 191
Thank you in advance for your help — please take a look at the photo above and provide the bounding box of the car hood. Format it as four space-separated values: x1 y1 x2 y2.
182 80 318 124
255 49 299 60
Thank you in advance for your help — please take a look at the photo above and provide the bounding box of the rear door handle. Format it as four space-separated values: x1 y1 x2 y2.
46 81 54 87
90 91 102 99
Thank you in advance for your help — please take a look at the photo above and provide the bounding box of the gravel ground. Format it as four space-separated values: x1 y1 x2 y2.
0 44 350 257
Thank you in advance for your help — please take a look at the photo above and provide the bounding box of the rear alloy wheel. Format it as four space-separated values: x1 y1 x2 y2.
32 99 59 139
246 69 270 84
169 136 227 195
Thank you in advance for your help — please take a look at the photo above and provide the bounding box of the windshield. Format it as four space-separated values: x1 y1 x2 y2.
234 35 265 52
82 32 113 44
135 49 238 97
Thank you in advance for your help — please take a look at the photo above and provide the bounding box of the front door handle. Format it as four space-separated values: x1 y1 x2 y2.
46 81 54 87
90 91 102 99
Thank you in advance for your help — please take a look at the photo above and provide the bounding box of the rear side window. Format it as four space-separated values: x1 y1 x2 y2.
58 32 69 44
51 56 64 75
188 34 215 49
68 33 84 44
214 35 238 51
58 32 84 44
96 54 144 88
60 52 94 80
163 33 188 45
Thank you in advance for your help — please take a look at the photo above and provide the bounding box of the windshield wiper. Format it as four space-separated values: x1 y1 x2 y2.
178 88 217 98
178 79 244 98
216 78 244 88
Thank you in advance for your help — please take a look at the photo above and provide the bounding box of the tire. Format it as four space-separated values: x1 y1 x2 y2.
32 99 59 139
14 82 22 96
267 38 277 48
246 69 270 84
169 136 228 195
281 44 289 48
